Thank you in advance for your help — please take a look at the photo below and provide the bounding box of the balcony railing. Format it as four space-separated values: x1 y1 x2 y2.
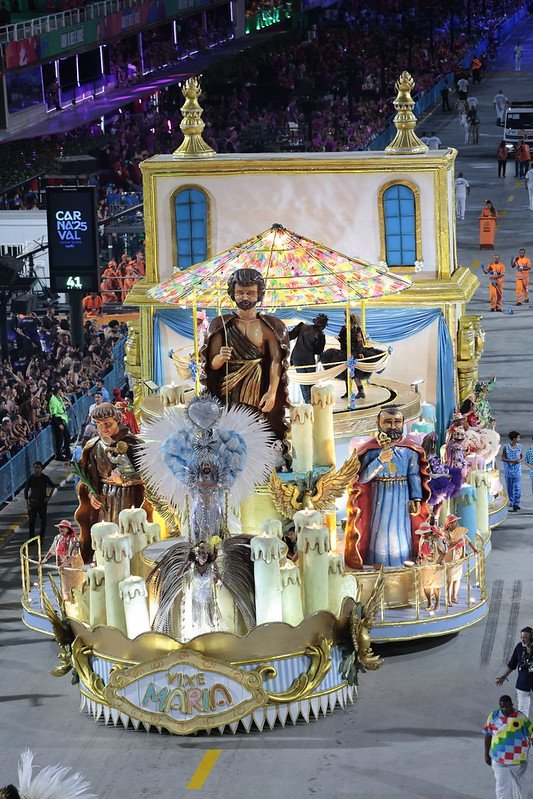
0 0 197 43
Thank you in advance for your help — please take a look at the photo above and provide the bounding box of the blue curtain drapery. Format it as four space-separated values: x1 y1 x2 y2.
153 307 455 439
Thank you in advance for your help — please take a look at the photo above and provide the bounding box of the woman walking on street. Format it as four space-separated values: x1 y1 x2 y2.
497 141 508 177
484 199 499 223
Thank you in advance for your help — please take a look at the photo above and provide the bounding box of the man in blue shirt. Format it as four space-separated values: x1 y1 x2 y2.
501 431 522 511
95 380 110 403
496 627 533 717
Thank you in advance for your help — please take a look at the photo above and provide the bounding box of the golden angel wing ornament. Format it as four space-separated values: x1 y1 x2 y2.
311 450 361 510
269 471 301 518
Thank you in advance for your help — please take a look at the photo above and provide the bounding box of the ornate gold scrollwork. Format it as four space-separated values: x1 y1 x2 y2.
350 570 384 672
457 315 485 404
125 320 143 414
42 577 75 678
71 637 107 704
255 635 332 704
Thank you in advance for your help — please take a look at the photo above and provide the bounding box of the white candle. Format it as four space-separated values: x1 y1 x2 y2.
342 573 360 603
87 566 106 627
293 509 323 536
327 553 345 615
144 521 162 545
290 404 314 473
280 562 304 626
119 507 147 536
240 488 282 536
102 532 133 633
298 525 330 614
262 519 283 538
90 522 119 567
250 533 284 624
159 384 187 406
119 576 151 639
468 470 491 537
311 383 336 467
119 508 147 576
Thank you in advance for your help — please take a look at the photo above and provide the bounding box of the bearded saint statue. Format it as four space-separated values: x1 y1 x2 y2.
200 268 291 463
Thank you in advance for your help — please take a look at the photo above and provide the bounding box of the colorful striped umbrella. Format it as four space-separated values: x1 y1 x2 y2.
148 223 412 308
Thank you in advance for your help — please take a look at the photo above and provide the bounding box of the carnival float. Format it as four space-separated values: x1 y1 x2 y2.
20 74 506 736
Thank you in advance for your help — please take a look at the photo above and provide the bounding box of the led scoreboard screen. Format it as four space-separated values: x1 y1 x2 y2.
46 186 99 291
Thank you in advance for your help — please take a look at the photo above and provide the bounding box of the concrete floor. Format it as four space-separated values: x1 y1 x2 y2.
2 18 533 799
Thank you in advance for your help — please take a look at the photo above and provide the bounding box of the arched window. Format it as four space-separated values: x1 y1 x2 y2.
381 183 417 267
174 188 208 270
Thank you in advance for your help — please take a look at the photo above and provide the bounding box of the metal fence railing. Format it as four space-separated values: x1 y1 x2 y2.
0 0 136 44
0 337 125 505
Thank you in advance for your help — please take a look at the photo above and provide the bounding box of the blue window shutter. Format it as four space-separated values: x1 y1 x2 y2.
383 185 416 266
174 189 208 270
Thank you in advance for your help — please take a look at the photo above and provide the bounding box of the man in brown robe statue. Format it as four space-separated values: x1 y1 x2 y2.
75 403 147 561
201 268 290 461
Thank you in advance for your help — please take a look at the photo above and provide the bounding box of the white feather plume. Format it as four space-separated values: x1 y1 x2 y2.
138 405 191 509
17 750 97 799
137 402 277 512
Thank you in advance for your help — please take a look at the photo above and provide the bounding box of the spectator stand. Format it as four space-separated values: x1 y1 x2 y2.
0 336 125 504
367 4 529 152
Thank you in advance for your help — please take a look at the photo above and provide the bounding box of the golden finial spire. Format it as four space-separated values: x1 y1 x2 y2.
385 72 428 155
173 76 216 159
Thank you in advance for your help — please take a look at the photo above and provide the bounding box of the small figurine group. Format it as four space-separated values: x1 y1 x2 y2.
415 514 477 614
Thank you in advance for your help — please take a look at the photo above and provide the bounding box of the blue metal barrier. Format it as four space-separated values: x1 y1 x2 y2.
367 5 528 151
0 337 127 505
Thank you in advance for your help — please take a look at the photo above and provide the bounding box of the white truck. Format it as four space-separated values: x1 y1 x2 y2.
504 103 533 148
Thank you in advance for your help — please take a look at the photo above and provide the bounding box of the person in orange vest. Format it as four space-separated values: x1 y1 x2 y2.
483 256 505 311
471 55 482 83
512 248 531 305
81 291 103 316
135 250 145 277
121 267 137 301
101 260 119 292
100 278 117 304
497 141 509 177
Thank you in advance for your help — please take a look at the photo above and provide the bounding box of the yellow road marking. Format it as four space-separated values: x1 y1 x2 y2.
515 180 522 188
500 209 508 217
507 194 515 202
471 259 480 269
186 750 222 790
0 513 27 545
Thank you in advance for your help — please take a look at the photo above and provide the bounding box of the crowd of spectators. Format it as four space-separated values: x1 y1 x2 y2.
110 11 233 87
197 0 524 153
0 310 126 464
0 0 525 200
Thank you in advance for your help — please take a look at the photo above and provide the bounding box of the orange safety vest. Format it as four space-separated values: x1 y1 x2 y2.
488 261 505 278
82 295 103 311
514 256 531 273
